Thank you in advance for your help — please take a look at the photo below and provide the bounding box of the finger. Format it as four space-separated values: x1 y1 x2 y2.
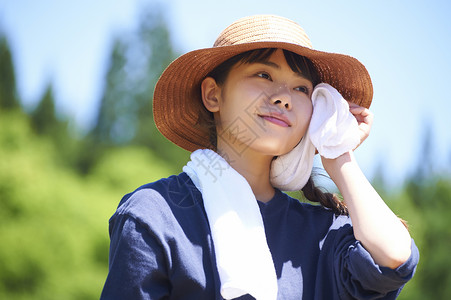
351 107 373 123
348 101 359 108
360 108 374 124
349 105 366 115
349 107 367 121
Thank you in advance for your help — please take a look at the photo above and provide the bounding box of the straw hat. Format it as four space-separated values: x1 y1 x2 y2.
153 15 373 152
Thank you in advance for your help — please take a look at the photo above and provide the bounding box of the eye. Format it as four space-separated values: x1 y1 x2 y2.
294 86 310 94
257 72 272 80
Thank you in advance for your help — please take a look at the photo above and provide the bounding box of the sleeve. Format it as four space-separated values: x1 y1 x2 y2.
100 214 170 300
319 217 419 300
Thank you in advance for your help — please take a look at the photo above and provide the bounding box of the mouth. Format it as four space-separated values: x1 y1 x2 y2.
258 113 291 127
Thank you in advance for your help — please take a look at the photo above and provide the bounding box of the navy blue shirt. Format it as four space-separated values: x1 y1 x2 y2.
101 173 418 299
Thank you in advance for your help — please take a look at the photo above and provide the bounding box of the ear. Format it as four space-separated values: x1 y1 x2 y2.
201 77 221 113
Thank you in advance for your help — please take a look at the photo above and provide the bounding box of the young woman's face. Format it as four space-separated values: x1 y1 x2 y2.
213 49 313 157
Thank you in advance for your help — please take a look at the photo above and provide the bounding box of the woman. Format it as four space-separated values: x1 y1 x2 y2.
101 15 418 299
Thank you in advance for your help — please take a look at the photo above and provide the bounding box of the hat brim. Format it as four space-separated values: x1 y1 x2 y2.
153 41 373 152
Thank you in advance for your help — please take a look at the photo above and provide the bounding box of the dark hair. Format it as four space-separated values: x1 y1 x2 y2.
302 177 348 215
208 48 320 86
199 48 347 215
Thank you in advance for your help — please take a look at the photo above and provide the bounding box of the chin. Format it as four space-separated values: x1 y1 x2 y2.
249 139 298 157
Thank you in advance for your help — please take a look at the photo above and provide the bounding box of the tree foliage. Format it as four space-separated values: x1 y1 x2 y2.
92 38 129 145
89 4 188 173
0 33 19 110
30 83 59 135
0 110 175 299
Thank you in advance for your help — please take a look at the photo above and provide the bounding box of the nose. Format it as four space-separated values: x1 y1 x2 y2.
270 86 292 110
272 98 290 110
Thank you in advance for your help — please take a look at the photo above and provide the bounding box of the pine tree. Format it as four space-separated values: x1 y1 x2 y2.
0 33 19 110
30 83 59 136
90 3 189 169
91 38 130 144
92 5 177 147
132 6 177 146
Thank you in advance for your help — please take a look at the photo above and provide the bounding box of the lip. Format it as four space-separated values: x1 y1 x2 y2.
258 112 291 127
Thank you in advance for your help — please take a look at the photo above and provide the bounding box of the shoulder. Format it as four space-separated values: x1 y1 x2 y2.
112 172 203 227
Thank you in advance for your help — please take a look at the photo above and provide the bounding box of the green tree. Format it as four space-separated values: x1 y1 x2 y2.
92 5 175 146
383 123 451 299
28 82 82 171
0 3 187 299
0 33 19 110
90 3 189 171
30 83 59 136
0 110 177 299
91 38 129 145
131 5 189 168
132 6 177 146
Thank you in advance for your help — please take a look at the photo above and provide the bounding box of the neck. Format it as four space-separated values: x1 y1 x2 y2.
216 143 275 202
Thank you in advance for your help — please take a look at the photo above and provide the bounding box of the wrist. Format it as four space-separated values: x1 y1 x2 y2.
321 151 353 170
321 151 363 184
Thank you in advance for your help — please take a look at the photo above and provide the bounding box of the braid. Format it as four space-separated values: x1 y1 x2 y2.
301 176 348 216
301 176 411 231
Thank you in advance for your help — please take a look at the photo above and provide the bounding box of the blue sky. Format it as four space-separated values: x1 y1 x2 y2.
1 0 450 185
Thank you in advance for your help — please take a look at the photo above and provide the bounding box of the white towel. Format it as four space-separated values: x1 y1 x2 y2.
309 83 360 159
270 83 360 191
183 149 278 300
269 133 316 191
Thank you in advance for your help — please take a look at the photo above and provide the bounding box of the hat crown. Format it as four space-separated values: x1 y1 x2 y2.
214 15 313 49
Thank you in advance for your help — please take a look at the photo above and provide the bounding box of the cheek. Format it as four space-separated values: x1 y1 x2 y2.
236 81 266 105
223 82 265 114
297 100 313 123
293 101 313 137
306 103 313 121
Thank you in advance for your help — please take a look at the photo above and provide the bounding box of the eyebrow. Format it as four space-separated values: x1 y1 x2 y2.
256 61 309 80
